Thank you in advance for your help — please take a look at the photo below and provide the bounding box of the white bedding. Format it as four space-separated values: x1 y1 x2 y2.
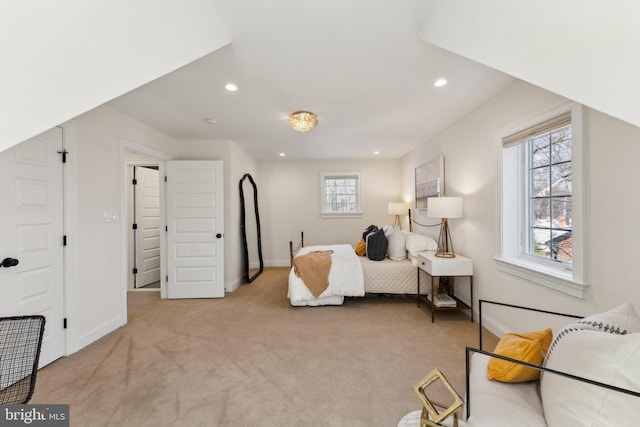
288 244 365 306
360 256 420 294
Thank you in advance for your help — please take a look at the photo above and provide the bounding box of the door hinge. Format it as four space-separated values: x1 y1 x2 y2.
63 318 68 329
165 226 168 232
164 176 167 182
132 178 137 185
166 275 168 282
132 223 138 230
57 150 68 163
63 235 67 246
133 268 138 274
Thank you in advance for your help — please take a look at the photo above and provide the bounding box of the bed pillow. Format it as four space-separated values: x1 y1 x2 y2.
355 239 366 256
382 223 398 236
487 328 552 383
541 329 640 427
366 228 388 261
386 229 407 261
362 224 378 240
405 233 438 256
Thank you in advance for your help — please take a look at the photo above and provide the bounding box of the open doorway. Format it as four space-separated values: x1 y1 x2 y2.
130 165 161 289
119 140 171 302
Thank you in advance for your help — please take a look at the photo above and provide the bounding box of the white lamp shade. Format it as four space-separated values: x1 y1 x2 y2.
427 197 463 219
388 202 408 216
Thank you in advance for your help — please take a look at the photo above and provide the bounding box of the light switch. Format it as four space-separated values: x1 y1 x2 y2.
103 211 118 222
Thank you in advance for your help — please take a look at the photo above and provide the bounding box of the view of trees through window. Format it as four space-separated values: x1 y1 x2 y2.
324 176 358 213
528 125 572 262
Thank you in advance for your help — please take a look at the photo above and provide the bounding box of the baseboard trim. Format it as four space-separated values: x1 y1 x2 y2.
70 316 123 355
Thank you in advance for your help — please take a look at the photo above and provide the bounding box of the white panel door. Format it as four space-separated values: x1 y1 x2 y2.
134 166 161 287
166 161 224 299
0 127 65 367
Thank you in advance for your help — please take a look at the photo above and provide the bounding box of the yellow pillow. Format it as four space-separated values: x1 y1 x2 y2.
355 239 366 256
487 328 552 383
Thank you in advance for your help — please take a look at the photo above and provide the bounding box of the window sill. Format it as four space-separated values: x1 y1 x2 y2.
320 212 363 219
493 257 588 299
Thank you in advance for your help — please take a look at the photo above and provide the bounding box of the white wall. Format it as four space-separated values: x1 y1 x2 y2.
0 1 231 154
67 109 260 354
420 0 640 130
259 159 402 266
69 105 177 352
401 80 640 335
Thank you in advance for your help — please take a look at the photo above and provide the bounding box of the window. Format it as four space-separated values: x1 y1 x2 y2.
321 172 362 217
527 116 572 262
496 104 587 298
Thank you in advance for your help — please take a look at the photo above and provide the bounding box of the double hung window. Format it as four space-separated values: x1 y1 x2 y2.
321 172 362 217
497 104 587 298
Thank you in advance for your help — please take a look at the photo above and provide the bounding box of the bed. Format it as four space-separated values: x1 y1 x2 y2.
288 230 431 306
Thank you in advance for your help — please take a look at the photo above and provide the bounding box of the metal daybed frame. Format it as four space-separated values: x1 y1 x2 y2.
464 299 640 420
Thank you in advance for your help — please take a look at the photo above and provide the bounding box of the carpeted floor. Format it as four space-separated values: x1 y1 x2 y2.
31 267 497 427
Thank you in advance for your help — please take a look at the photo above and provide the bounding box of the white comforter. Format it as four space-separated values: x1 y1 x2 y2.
288 244 365 306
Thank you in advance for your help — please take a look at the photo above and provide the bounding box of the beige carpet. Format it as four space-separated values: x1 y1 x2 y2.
31 267 497 427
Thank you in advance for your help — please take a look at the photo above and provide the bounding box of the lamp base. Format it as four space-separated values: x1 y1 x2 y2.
434 251 456 258
436 219 456 258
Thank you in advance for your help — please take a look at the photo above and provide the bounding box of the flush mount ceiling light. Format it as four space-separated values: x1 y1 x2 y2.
434 79 448 87
224 83 238 92
288 111 318 133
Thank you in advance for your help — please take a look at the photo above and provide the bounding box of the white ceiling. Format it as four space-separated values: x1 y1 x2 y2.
109 0 514 160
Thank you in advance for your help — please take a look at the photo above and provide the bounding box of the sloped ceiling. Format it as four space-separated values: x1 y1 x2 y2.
419 0 640 129
108 0 514 160
0 0 231 152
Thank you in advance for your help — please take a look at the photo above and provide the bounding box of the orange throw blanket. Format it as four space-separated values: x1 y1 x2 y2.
293 250 334 298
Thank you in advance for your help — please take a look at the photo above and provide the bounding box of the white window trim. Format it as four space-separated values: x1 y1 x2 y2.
495 102 589 298
320 171 363 218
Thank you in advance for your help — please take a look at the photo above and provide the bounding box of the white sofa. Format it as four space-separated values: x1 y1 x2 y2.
464 302 640 427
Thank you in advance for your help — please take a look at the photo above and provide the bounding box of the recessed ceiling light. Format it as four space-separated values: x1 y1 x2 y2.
206 118 218 125
279 153 286 157
434 79 448 87
224 83 238 92
373 151 380 155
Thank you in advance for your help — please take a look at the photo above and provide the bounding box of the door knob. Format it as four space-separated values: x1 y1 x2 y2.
216 233 223 239
0 257 19 268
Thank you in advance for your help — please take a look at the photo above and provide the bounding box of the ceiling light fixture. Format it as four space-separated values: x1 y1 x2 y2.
288 111 318 133
206 118 218 125
434 79 448 87
224 83 238 92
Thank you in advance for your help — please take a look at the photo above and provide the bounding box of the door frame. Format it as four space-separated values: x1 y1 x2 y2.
118 139 172 321
127 163 161 291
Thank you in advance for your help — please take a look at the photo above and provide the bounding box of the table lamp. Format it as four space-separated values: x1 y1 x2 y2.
427 197 463 258
388 202 409 229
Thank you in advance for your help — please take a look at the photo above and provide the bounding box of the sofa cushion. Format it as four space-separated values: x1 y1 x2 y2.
545 302 640 365
487 328 552 383
541 329 640 427
467 353 547 427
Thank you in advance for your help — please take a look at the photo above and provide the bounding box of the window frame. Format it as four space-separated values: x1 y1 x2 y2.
320 171 363 218
495 103 588 298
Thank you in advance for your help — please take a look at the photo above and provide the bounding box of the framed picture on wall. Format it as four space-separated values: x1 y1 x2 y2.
415 156 444 209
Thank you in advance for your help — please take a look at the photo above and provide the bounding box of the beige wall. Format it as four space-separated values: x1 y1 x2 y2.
401 80 640 335
259 159 402 266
